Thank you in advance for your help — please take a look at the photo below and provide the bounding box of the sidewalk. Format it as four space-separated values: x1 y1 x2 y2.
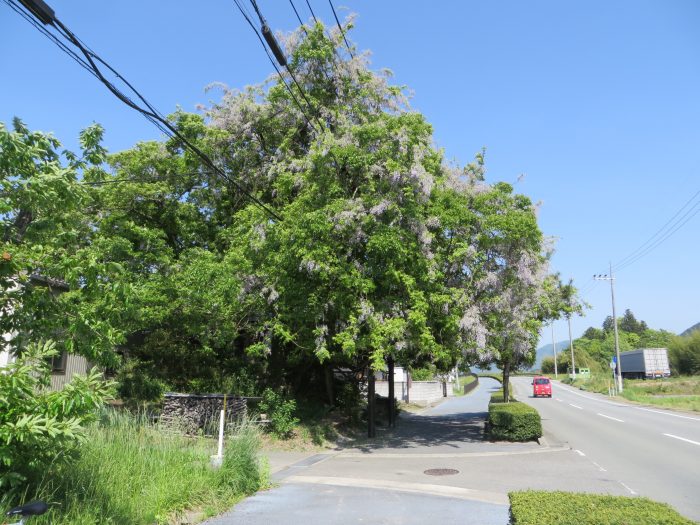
205 378 626 524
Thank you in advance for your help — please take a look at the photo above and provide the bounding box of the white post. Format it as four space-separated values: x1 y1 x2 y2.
217 409 225 458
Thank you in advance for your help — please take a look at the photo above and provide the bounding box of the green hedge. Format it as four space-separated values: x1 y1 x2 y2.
488 400 541 441
509 491 694 525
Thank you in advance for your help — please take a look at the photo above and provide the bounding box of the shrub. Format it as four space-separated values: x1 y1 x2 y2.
489 401 541 441
0 340 114 497
410 368 434 381
509 490 694 524
258 388 299 439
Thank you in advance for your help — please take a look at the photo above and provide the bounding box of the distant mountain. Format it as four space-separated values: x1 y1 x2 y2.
529 340 570 371
681 322 700 337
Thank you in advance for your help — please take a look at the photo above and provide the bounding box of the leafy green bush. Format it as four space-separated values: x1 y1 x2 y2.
509 490 694 524
489 401 541 441
258 388 299 439
0 340 113 497
410 368 435 381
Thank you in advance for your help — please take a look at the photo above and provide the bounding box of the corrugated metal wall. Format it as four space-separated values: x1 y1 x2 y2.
50 353 91 390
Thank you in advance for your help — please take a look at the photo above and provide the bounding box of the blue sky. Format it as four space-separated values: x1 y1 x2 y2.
2 1 699 344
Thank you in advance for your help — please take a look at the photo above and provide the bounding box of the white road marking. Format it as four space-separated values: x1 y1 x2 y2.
597 413 624 423
663 433 700 446
569 403 583 410
619 481 637 495
574 449 586 457
555 398 563 403
637 407 700 422
550 381 700 421
592 462 607 472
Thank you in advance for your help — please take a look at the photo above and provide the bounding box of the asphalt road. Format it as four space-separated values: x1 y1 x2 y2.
511 376 700 521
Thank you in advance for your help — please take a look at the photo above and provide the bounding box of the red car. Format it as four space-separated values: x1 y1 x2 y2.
532 376 552 397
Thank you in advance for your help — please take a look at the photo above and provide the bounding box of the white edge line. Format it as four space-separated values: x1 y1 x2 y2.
569 403 583 410
574 449 585 456
663 433 700 446
592 462 607 472
551 382 700 421
597 413 625 423
619 481 637 495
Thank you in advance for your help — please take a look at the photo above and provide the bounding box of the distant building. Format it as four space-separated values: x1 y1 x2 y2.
0 274 91 390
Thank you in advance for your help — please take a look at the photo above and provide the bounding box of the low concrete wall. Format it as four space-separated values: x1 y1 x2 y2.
375 380 453 405
463 373 479 394
160 393 248 435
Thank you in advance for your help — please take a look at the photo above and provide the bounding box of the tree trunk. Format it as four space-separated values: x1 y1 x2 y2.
387 356 395 428
502 361 511 403
367 369 376 438
324 364 334 407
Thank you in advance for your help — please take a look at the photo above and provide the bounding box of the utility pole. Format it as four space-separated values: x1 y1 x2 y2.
594 264 623 392
567 315 575 379
550 322 558 378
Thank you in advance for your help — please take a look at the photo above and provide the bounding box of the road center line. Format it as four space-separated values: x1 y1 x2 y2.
663 433 700 446
569 403 583 410
597 413 624 423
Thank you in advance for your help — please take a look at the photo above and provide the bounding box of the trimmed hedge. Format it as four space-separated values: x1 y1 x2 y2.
509 491 694 525
489 401 542 441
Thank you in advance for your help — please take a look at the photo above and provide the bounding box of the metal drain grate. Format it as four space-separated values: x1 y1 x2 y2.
424 468 459 476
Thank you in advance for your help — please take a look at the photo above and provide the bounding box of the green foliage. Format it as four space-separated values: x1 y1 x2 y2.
509 490 694 525
1 411 268 524
258 388 299 439
0 340 114 496
488 388 541 441
219 423 268 495
669 331 700 375
410 367 435 381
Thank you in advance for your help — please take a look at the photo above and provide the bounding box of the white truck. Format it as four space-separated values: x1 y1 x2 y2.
619 348 671 379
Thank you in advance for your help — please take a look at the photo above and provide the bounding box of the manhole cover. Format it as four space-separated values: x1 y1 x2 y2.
424 468 459 476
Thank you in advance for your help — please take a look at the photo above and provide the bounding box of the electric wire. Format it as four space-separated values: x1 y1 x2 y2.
614 196 700 273
6 0 282 220
328 0 354 58
3 0 96 79
234 0 320 133
612 190 700 273
304 0 320 24
248 0 324 128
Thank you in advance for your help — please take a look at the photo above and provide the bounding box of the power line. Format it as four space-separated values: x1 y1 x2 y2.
304 0 320 24
328 0 354 58
7 0 281 221
233 0 320 134
612 190 700 273
246 0 326 133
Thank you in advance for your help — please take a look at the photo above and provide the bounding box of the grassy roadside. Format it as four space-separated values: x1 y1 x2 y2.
1 411 268 524
559 375 700 412
452 374 478 396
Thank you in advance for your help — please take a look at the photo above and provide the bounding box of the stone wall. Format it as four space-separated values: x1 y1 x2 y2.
160 393 249 435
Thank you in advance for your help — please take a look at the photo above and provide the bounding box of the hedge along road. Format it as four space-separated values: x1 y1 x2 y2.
510 376 700 522
206 378 629 525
